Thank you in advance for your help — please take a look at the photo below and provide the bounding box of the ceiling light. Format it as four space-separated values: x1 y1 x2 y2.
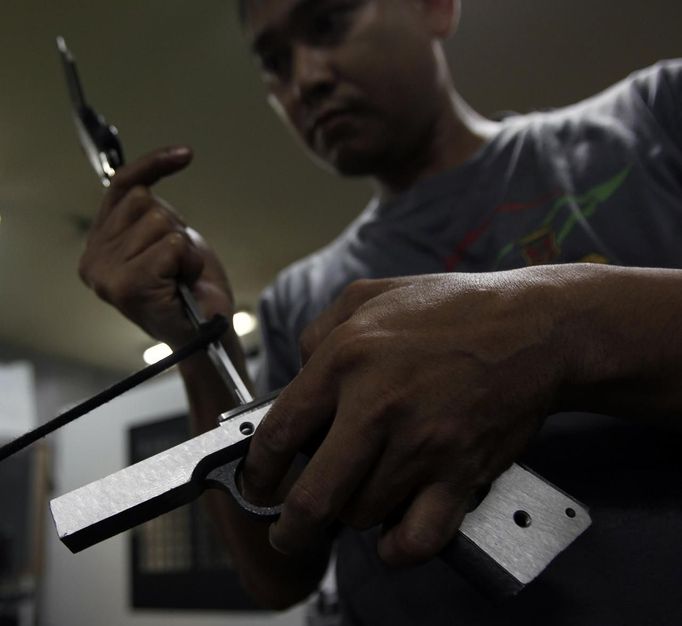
233 311 257 337
142 312 257 363
143 343 172 365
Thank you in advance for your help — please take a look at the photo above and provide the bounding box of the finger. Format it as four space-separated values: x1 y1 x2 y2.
96 145 193 226
299 278 400 364
377 483 469 567
129 230 204 288
117 206 185 262
91 185 152 241
242 365 337 503
268 395 384 555
339 438 425 531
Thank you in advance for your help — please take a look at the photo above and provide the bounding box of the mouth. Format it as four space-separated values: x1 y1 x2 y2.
307 107 360 142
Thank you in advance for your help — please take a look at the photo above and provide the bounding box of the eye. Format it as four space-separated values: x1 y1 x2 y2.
307 2 358 43
312 12 345 37
260 47 292 80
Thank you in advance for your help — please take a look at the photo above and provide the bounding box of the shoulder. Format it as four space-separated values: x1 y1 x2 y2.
489 60 682 165
625 59 682 103
532 60 681 139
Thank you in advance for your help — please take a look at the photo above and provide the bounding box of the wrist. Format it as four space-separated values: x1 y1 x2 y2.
547 263 681 416
511 265 585 415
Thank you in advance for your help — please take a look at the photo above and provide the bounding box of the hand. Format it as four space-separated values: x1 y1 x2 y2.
79 146 235 348
244 270 567 566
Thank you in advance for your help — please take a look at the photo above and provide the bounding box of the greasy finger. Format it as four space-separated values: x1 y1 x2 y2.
377 483 469 567
268 402 383 555
97 146 193 225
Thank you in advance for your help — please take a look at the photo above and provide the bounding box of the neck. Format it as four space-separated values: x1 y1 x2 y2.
373 91 499 202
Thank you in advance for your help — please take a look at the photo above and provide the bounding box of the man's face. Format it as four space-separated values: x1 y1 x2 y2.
244 0 448 177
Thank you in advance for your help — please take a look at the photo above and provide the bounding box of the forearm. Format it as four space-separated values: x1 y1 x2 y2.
553 263 682 427
178 332 329 609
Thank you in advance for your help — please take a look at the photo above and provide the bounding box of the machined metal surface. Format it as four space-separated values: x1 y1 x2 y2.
442 463 591 596
51 395 591 597
50 398 270 552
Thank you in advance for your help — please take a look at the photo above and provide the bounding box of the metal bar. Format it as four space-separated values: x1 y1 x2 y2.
177 284 253 405
0 315 230 463
51 398 271 552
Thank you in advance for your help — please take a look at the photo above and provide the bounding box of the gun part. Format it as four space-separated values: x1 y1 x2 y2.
50 396 590 597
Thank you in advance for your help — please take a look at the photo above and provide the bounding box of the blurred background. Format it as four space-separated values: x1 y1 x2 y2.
0 1 680 624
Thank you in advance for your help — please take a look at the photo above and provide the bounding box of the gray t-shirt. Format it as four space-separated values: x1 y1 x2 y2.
257 61 682 625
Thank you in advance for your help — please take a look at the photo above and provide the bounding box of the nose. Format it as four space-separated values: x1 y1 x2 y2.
291 43 335 106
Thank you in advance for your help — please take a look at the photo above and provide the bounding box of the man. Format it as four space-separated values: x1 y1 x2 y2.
79 0 682 623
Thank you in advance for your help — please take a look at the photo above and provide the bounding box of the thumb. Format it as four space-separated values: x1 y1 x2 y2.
97 145 193 224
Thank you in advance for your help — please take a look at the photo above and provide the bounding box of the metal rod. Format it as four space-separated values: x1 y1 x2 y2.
177 284 253 405
0 315 230 463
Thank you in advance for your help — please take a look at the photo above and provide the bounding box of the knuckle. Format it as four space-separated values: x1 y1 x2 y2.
396 523 442 561
99 273 138 310
286 483 329 526
257 412 293 457
128 185 151 204
339 278 375 311
148 207 174 230
328 322 366 369
298 324 318 361
342 278 374 302
162 230 188 250
105 276 129 307
90 277 110 302
123 188 153 218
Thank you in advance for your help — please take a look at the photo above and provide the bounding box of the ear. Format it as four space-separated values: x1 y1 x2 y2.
413 0 461 38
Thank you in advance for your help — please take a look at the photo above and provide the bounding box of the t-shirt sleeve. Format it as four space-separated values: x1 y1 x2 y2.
631 59 682 150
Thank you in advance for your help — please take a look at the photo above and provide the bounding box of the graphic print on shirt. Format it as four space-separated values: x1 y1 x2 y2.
444 166 631 271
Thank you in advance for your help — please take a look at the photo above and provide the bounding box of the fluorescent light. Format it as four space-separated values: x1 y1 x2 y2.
233 311 257 337
143 343 172 365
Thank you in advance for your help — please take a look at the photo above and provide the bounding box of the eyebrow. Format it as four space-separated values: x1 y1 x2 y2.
251 0 325 55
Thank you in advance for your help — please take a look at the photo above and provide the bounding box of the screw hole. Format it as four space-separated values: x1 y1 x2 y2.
239 422 255 436
565 507 576 518
513 510 532 528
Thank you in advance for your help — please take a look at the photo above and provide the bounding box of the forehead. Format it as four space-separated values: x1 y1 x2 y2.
242 0 308 37
243 0 381 47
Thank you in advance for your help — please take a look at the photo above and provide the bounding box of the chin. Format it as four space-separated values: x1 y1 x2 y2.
316 142 390 178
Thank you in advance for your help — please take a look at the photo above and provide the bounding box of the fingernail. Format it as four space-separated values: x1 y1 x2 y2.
268 524 290 555
166 146 191 161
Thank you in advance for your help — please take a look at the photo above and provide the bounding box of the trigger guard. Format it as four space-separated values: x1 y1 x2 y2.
206 458 281 521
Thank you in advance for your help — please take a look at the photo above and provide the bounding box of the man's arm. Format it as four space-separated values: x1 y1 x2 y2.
243 264 682 566
79 146 330 609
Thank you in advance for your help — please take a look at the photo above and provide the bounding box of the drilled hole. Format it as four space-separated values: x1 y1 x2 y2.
239 421 255 436
513 510 532 528
565 507 576 518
